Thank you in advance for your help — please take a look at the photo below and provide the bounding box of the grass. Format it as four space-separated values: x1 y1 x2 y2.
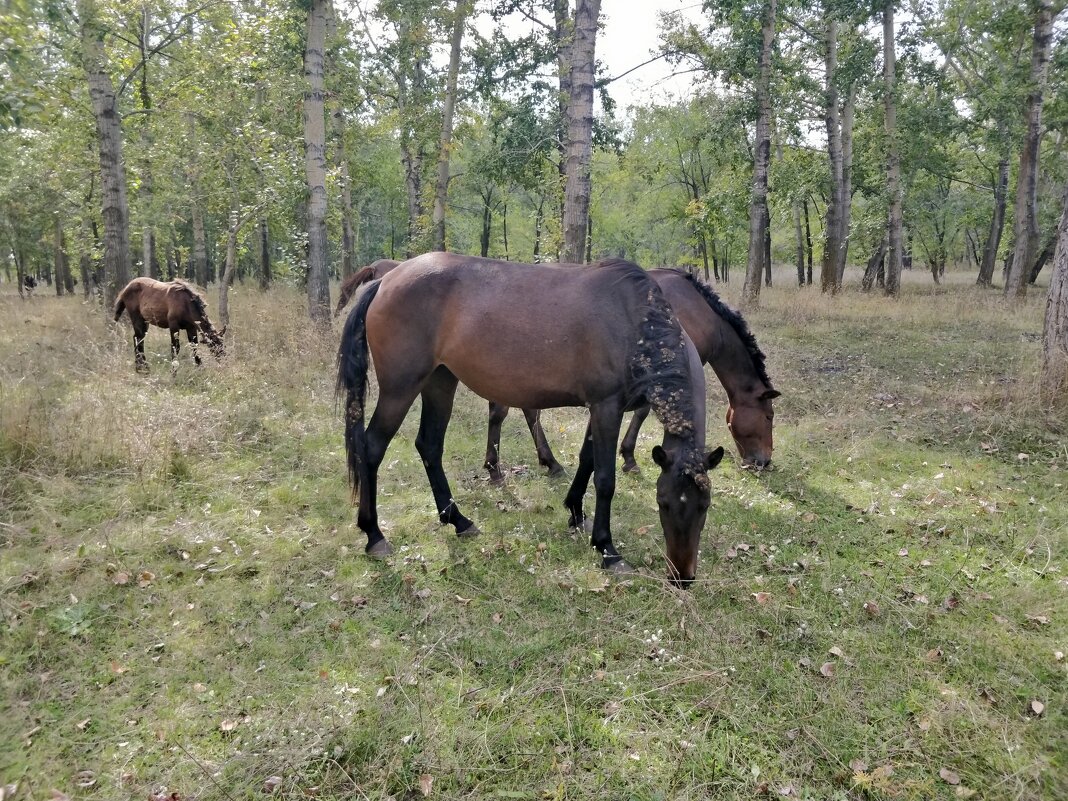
1 266 1065 800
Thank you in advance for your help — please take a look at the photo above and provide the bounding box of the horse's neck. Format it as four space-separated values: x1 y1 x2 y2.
701 317 765 401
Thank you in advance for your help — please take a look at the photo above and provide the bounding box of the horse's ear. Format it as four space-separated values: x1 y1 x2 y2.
706 446 725 470
760 388 781 401
651 445 673 469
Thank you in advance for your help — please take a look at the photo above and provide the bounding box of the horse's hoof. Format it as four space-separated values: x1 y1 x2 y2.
622 461 640 474
488 474 505 487
457 524 481 538
546 465 567 479
366 538 394 558
567 517 592 534
603 557 635 575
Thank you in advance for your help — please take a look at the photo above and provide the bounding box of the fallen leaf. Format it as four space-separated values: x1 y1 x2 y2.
897 548 908 557
849 759 868 773
412 588 431 600
939 767 961 785
954 787 977 798
219 719 239 733
801 512 817 523
925 648 943 662
752 592 772 605
491 612 503 624
863 601 881 618
138 570 156 588
110 661 128 675
263 776 283 793
0 783 18 801
1026 614 1051 626
828 646 844 658
418 774 434 797
943 595 960 611
871 765 894 780
74 771 96 789
819 662 836 678
1030 700 1045 716
50 792 71 801
193 682 207 693
917 718 932 732
1055 651 1064 662
75 718 90 731
112 572 130 586
350 596 368 607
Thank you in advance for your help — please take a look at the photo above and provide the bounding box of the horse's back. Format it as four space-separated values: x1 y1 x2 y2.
368 254 655 407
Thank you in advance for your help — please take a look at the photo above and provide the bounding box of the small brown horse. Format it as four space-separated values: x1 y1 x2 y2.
334 259 400 317
486 268 779 480
114 277 225 371
338 253 723 586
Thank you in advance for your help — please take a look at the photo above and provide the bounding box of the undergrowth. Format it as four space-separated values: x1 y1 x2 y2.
1 267 1064 801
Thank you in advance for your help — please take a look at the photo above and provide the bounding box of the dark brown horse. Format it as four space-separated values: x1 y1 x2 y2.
484 268 779 480
334 259 399 317
338 253 723 586
114 277 225 371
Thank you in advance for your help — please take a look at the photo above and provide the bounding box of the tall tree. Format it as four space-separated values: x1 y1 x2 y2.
561 0 601 263
1043 182 1068 398
883 1 903 297
432 0 470 251
79 0 131 308
742 0 776 305
304 0 331 323
1005 0 1054 299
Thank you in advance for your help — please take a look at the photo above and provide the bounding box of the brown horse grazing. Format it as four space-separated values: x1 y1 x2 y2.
338 253 724 586
114 277 225 371
334 259 399 318
485 268 779 480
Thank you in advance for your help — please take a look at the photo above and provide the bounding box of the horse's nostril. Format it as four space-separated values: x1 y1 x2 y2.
670 574 696 590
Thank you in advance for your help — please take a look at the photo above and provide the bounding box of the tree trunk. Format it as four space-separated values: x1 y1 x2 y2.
185 113 208 287
480 189 493 258
333 108 356 279
303 0 331 323
862 237 888 292
743 0 776 306
218 219 240 330
555 0 573 256
502 200 509 260
793 200 805 286
258 217 270 289
561 0 601 263
803 196 813 284
534 195 544 262
80 0 131 309
978 151 1010 286
836 85 856 284
883 3 903 297
1042 182 1068 398
1030 232 1055 283
763 204 772 287
1006 0 1053 299
55 218 73 295
820 17 843 294
137 7 157 280
432 0 468 252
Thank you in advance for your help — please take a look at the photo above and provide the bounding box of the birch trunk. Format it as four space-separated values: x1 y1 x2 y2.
884 3 904 297
1006 0 1053 299
186 113 208 286
303 0 331 323
821 17 843 294
432 1 468 252
836 86 856 284
561 0 601 264
742 0 776 306
80 0 130 309
1041 183 1068 397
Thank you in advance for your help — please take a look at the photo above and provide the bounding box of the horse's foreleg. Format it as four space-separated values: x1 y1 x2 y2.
522 408 566 477
563 422 594 531
587 401 628 571
186 326 202 365
619 404 652 473
417 368 477 536
358 386 421 556
484 402 509 484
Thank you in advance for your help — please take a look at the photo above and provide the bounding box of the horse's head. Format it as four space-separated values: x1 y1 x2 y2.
205 325 226 359
727 387 779 469
652 444 725 588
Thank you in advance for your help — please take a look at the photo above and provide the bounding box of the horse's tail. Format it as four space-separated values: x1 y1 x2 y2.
336 279 383 498
113 296 126 322
334 266 378 318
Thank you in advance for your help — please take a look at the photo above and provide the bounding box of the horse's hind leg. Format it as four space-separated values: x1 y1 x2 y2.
131 317 148 372
358 382 423 555
619 404 652 473
564 423 594 530
419 368 477 535
522 408 565 477
170 329 181 358
484 402 509 484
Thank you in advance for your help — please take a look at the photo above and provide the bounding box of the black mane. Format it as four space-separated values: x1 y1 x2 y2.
671 269 773 389
174 280 215 332
593 259 699 448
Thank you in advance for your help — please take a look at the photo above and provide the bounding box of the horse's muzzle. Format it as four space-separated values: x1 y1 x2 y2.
670 574 696 590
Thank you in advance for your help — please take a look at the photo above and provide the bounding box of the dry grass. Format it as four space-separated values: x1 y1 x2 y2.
1 266 1065 801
